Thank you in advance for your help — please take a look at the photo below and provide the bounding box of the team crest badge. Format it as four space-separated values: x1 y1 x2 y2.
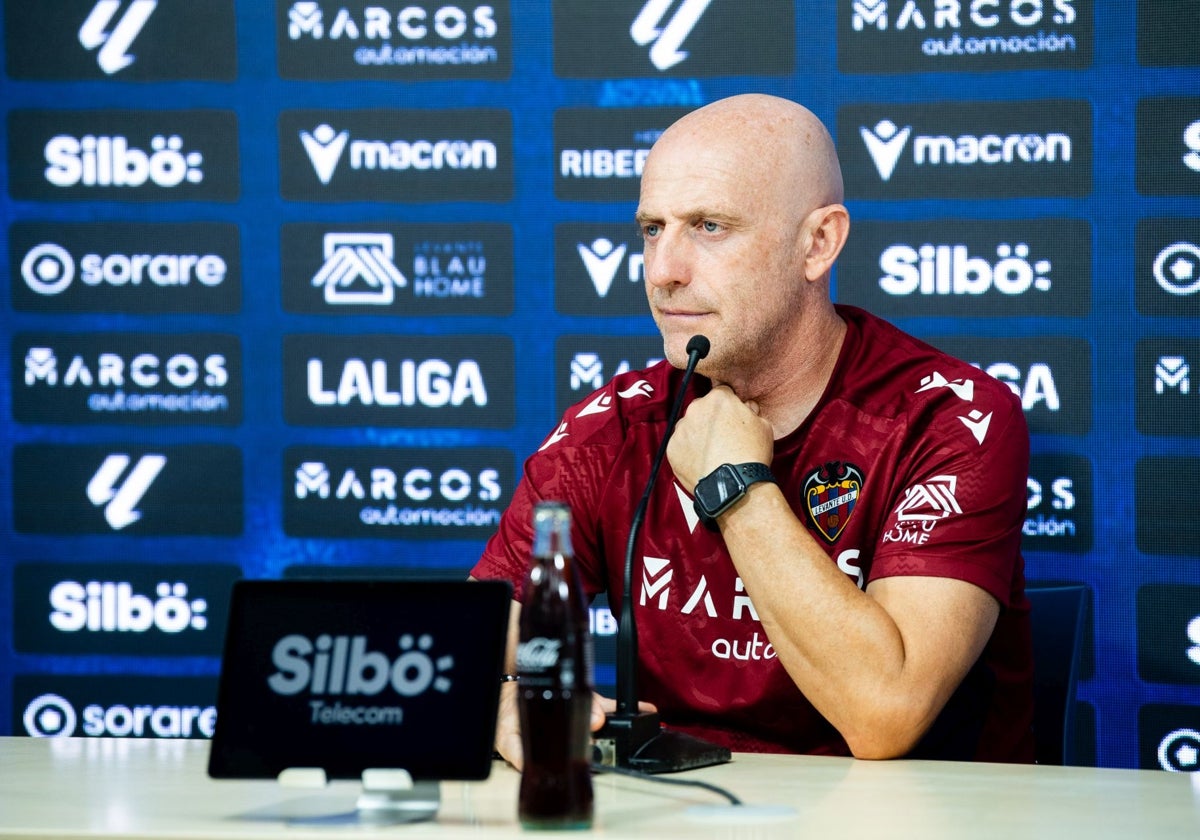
803 461 865 543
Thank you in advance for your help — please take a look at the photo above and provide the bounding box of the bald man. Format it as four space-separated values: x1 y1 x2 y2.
475 94 1034 765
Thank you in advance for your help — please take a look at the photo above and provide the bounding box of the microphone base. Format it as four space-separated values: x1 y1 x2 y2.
593 712 732 774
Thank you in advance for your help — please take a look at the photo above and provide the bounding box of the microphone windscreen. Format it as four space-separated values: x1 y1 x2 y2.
686 335 711 360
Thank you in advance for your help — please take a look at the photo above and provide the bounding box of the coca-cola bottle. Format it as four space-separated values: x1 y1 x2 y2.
516 501 594 830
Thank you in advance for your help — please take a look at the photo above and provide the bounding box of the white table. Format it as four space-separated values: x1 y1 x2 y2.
0 737 1197 838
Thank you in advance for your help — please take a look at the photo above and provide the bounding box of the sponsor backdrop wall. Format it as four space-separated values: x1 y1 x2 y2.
0 1 1197 770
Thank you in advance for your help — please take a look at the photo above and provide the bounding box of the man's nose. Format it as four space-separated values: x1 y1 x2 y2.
644 231 691 289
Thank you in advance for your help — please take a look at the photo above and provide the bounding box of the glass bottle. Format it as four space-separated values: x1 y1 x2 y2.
516 501 594 830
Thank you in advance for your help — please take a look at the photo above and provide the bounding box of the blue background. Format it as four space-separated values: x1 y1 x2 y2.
2 1 1198 770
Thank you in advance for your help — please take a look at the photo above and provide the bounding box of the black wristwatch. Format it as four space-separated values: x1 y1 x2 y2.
693 462 776 530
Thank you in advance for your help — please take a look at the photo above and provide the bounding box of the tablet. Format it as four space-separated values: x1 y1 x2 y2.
207 578 511 782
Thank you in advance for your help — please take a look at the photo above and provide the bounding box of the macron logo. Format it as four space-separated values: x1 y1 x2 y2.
79 0 157 75
301 124 350 185
87 453 167 530
861 120 912 181
578 238 627 298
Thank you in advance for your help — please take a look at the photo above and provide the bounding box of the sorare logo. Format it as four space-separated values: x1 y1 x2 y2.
283 333 515 427
552 0 793 78
277 1 511 80
1136 219 1200 316
12 444 243 536
1139 704 1200 772
281 222 513 315
279 109 513 202
4 1 236 80
838 218 1090 318
839 100 1092 199
15 676 219 740
7 110 240 202
10 222 241 314
838 0 1091 73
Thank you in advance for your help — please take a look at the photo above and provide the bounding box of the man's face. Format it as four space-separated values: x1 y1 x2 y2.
636 134 807 382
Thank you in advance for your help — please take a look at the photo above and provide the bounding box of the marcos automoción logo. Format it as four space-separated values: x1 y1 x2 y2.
285 446 514 538
14 332 242 425
839 0 1091 73
277 1 512 80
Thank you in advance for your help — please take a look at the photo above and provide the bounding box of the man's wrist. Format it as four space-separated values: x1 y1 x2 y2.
693 462 776 530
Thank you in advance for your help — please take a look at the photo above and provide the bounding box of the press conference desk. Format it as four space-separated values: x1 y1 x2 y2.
0 737 1196 839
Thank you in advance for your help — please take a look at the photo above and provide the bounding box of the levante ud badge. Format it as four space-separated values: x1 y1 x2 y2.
803 462 864 543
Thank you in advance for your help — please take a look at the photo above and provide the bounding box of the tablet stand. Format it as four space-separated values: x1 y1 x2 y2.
355 769 440 824
270 767 440 826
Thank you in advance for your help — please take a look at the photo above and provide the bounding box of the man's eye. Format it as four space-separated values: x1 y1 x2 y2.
642 224 660 238
702 221 721 233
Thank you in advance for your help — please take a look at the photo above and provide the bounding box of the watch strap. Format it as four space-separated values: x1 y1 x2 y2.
732 462 775 488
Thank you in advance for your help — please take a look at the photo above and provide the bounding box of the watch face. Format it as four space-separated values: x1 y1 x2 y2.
698 464 744 517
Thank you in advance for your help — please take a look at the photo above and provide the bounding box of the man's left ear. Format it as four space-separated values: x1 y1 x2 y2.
803 204 850 282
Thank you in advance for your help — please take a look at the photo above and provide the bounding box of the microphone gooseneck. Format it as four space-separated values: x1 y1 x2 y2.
596 335 730 774
616 335 709 715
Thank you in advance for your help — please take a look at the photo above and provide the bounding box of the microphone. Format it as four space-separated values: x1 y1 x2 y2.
594 335 732 773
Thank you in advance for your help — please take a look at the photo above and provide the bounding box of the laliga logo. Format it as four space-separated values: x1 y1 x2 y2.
631 0 712 70
79 0 157 75
268 633 453 697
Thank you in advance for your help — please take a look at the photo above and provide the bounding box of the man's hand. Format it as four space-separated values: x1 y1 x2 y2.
492 681 525 770
667 384 774 491
493 687 655 771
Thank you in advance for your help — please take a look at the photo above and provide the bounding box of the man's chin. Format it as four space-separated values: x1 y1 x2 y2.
659 334 690 369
